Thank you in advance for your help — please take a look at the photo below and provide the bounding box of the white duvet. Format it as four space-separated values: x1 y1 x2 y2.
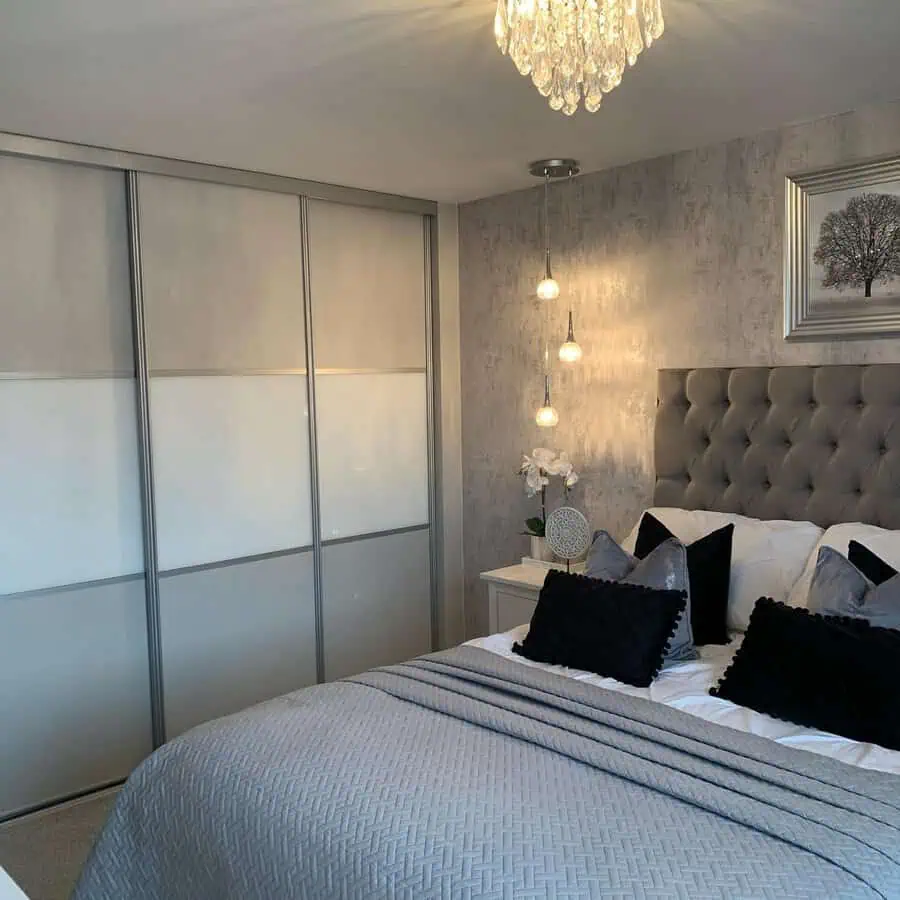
467 626 900 775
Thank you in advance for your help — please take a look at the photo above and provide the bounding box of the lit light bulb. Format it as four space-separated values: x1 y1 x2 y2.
558 310 582 363
535 404 559 428
536 276 560 301
535 374 559 427
559 341 583 364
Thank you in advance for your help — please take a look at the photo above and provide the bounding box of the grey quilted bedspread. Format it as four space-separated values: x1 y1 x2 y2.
73 646 900 899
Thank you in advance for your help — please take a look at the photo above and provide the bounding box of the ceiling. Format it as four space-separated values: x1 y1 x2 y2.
1 1 899 203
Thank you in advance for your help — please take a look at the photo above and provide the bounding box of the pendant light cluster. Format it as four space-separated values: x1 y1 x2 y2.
531 158 581 428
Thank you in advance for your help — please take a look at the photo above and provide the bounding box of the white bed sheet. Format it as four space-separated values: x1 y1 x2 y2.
467 626 900 775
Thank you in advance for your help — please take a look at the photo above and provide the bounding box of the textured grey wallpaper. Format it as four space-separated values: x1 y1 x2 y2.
458 98 900 639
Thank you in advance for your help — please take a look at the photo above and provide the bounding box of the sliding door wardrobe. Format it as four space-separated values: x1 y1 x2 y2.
0 139 438 820
0 156 152 821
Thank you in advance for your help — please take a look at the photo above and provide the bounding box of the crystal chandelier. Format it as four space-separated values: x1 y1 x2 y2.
494 0 665 115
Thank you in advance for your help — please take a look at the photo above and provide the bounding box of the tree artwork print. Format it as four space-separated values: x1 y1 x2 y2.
813 193 900 299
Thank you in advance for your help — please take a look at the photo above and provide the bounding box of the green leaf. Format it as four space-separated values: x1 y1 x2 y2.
524 516 546 537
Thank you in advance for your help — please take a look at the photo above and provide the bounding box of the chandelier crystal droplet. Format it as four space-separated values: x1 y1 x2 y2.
494 0 665 115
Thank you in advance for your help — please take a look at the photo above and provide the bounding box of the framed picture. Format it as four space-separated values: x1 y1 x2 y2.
784 153 900 340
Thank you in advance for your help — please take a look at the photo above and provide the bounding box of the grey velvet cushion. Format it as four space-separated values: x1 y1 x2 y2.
585 531 696 662
807 546 900 630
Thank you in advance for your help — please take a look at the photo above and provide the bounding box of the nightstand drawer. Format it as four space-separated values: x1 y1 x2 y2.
495 589 538 632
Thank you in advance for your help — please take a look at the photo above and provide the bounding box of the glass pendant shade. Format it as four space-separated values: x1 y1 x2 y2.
558 310 583 363
537 276 560 301
535 375 559 428
535 405 559 428
558 341 582 364
495 0 665 115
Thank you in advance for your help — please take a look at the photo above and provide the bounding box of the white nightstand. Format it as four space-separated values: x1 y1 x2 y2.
481 559 585 633
0 867 29 900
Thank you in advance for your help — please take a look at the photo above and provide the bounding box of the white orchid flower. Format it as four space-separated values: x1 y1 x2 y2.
555 453 579 488
525 468 549 497
531 447 557 469
520 453 549 497
520 448 577 497
548 451 572 478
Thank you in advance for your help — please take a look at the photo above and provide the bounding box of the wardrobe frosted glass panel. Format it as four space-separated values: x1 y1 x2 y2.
159 552 317 737
0 579 152 818
307 200 426 370
323 530 431 681
0 380 144 595
151 376 312 571
0 156 133 374
316 373 429 540
137 174 306 372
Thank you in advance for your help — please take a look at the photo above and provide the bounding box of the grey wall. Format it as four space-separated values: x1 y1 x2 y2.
459 98 900 639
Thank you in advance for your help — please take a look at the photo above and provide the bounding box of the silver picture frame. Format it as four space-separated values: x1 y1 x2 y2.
784 152 900 341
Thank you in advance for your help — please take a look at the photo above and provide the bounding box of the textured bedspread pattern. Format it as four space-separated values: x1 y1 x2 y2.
74 646 900 899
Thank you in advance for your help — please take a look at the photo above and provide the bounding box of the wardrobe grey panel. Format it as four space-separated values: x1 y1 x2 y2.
159 552 317 738
0 155 132 374
0 579 152 818
323 530 432 681
137 175 306 372
307 200 427 370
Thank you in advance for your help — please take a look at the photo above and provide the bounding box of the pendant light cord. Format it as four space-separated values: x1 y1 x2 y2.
544 175 551 379
543 169 551 378
564 167 572 325
544 170 552 279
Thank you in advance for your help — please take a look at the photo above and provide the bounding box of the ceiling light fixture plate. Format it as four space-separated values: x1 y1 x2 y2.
529 159 580 179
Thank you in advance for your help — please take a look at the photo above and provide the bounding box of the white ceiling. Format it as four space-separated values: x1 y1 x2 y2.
1 0 899 202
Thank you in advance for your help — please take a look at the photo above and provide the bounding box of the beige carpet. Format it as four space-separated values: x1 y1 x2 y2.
0 789 118 900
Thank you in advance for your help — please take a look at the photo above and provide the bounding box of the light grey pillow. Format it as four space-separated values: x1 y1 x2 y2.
585 530 696 663
584 530 634 581
807 545 900 630
806 546 869 614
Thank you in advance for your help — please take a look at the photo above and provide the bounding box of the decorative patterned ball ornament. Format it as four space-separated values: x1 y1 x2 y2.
545 506 592 564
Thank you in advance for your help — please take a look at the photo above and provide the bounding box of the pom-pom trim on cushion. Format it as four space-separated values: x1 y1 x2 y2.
513 569 687 688
710 597 900 751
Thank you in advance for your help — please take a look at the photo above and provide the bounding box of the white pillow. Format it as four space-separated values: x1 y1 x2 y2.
623 508 823 632
786 522 900 609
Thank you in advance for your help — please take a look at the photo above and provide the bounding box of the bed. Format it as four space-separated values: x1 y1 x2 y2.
74 366 900 899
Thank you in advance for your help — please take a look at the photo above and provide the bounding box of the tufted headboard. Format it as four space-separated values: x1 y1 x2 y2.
654 366 900 529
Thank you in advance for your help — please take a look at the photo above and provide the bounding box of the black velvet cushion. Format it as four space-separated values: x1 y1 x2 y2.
635 513 734 646
848 540 898 586
711 598 900 751
512 569 687 688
